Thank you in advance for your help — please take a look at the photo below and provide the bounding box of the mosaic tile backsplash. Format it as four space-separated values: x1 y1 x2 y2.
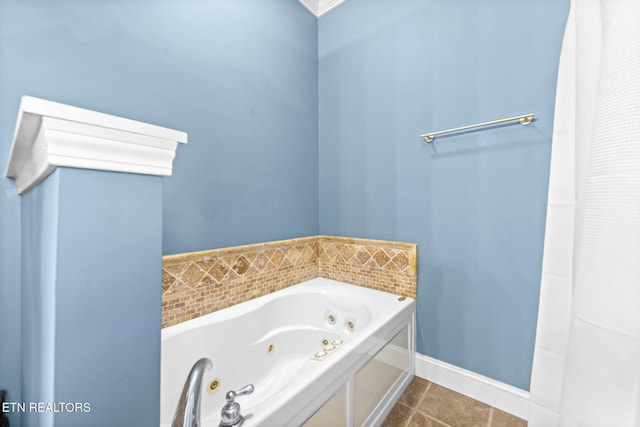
162 236 417 328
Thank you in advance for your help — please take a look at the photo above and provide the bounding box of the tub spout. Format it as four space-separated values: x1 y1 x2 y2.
172 357 213 427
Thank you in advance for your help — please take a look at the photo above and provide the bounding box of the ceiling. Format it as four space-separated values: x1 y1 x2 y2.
298 0 346 17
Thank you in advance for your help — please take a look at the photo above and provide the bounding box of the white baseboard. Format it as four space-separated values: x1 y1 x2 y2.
415 353 530 420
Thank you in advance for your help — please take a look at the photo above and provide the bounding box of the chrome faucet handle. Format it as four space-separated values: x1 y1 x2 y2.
225 384 254 402
219 384 254 427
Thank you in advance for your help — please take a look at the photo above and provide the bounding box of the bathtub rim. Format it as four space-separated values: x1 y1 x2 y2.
161 277 413 340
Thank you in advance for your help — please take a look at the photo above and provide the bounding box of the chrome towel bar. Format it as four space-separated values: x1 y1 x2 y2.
421 113 534 143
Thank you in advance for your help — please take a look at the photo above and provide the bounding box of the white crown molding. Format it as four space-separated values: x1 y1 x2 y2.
5 96 187 194
298 0 346 17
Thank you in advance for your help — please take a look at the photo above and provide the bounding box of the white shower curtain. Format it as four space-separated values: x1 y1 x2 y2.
529 0 640 425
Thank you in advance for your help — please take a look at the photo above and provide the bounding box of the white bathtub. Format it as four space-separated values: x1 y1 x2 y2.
161 278 415 427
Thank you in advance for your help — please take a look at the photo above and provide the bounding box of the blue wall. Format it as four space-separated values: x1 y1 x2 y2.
19 168 162 427
318 0 569 390
0 1 317 424
0 0 318 256
18 168 164 427
53 168 163 427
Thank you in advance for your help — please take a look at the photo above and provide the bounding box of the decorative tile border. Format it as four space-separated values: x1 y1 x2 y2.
162 236 417 328
161 237 318 328
318 236 417 300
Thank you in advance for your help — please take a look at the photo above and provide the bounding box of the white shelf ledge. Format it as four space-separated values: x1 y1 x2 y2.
5 96 188 194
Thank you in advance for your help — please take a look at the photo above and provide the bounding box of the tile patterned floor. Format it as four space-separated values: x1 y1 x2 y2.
382 377 527 427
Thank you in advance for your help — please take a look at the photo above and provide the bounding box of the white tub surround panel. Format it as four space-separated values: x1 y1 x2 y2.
5 96 187 194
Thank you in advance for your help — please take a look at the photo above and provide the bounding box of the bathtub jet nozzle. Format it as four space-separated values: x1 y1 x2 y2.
219 384 254 427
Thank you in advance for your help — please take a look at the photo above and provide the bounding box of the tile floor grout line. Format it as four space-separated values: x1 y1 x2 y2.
403 380 431 427
415 382 454 427
385 377 527 427
414 381 432 425
423 410 453 427
402 407 415 427
420 381 432 403
399 399 416 427
411 407 454 427
405 380 430 427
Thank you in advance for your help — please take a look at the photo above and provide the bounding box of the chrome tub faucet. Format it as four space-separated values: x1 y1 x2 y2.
172 358 213 427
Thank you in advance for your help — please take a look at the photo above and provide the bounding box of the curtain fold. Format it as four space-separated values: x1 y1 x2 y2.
529 0 640 425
